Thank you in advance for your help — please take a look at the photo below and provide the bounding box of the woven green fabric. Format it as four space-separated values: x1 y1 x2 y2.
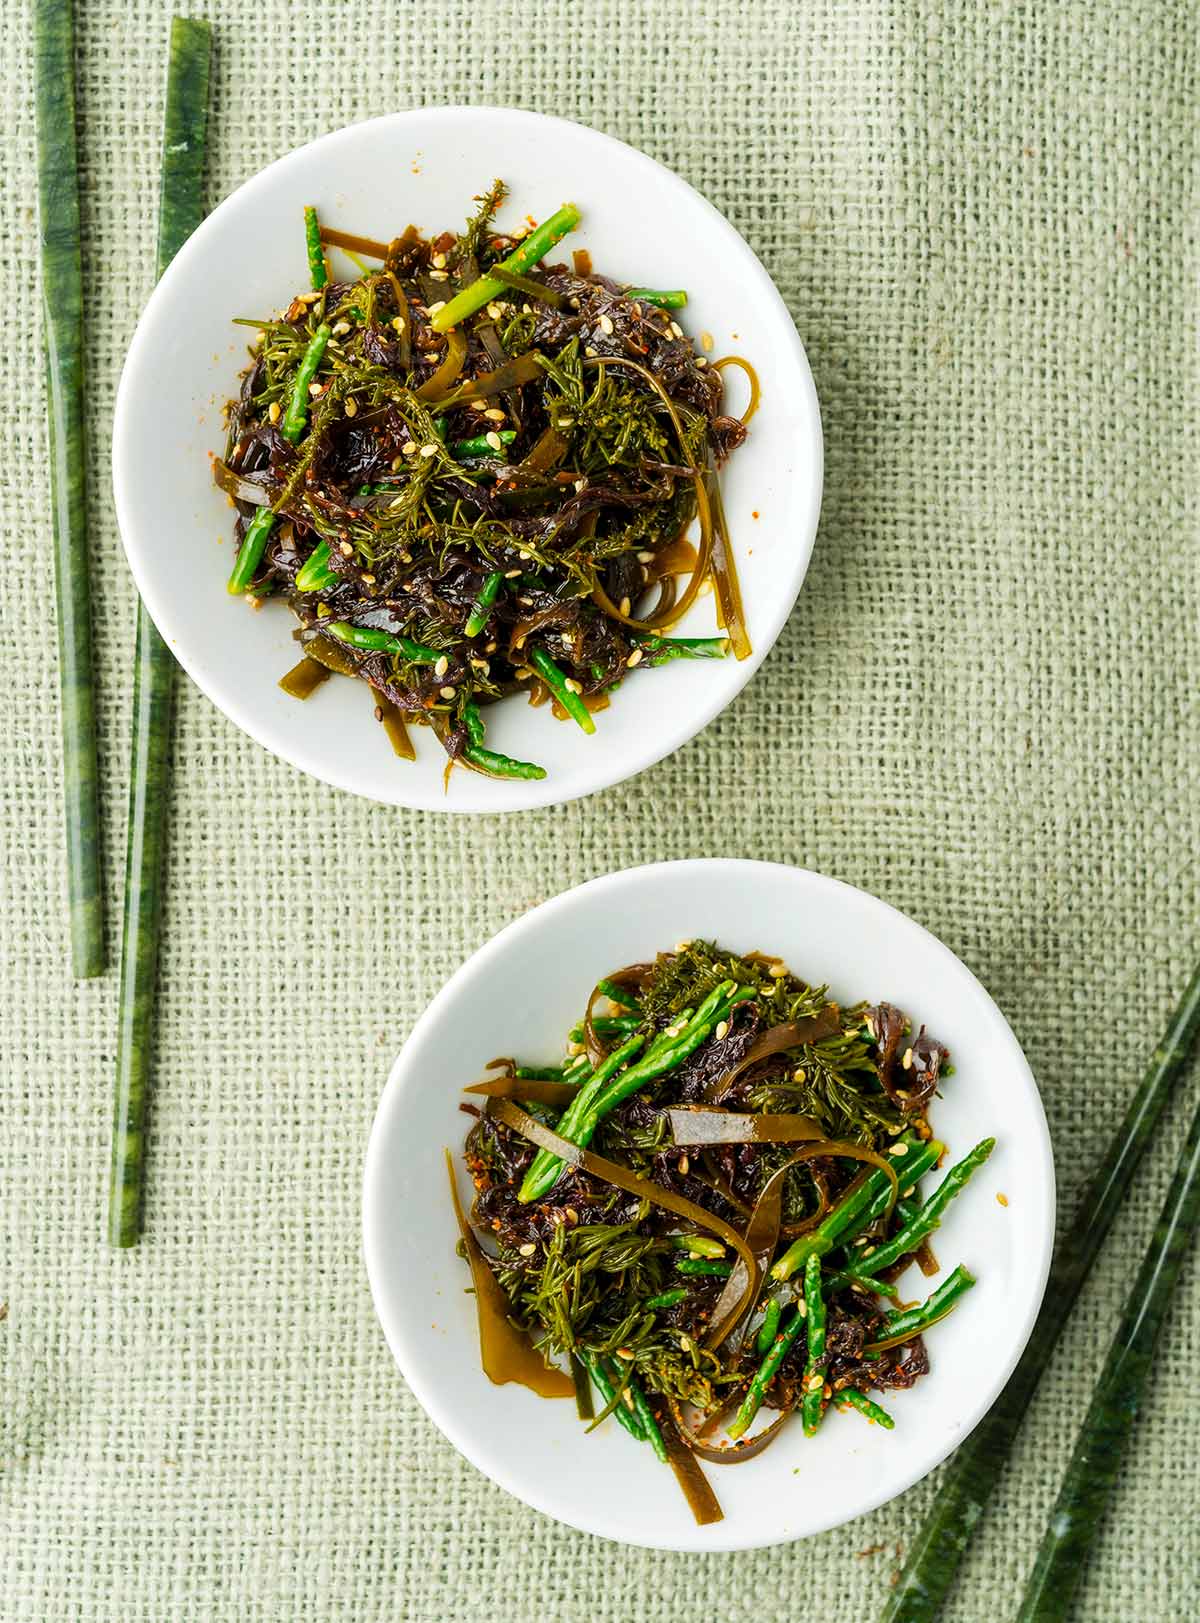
4 1 1198 1617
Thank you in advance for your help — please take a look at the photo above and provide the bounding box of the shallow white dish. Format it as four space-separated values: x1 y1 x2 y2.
363 860 1054 1550
112 107 822 811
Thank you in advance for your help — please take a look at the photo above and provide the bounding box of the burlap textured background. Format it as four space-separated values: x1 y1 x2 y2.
3 0 1198 1617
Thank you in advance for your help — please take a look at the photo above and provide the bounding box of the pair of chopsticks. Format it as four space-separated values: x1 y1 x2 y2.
34 7 213 1244
880 960 1200 1621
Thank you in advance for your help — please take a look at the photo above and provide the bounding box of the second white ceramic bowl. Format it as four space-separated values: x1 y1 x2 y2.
113 108 822 811
363 861 1054 1549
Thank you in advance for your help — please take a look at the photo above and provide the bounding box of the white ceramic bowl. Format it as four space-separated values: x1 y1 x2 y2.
112 108 822 811
363 860 1054 1550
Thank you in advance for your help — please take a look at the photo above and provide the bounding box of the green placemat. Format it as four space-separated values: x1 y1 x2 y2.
3 1 1198 1618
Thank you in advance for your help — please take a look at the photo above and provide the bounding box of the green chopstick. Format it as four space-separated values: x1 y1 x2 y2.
108 16 212 1248
34 0 103 977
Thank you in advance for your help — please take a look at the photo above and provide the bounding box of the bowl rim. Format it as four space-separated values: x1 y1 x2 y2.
112 106 824 813
362 858 1056 1549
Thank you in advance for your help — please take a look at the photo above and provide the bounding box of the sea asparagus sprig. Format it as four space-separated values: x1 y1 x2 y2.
840 1388 895 1429
460 700 546 781
303 205 328 290
227 322 331 595
625 288 688 309
726 1306 806 1440
431 202 581 331
529 647 595 735
801 1253 827 1435
863 1265 976 1350
826 1138 994 1292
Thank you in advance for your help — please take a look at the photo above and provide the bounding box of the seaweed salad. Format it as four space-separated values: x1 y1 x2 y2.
215 185 757 784
453 942 994 1524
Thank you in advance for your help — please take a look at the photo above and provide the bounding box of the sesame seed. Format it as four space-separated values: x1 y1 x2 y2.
440 685 456 700
626 648 643 668
669 320 684 339
485 640 497 652
769 962 789 977
267 401 281 423
598 313 614 335
402 441 417 456
434 656 449 678
901 1186 915 1199
470 658 490 675
902 1048 913 1070
556 417 575 430
504 569 521 578
695 356 708 368
485 302 504 320
427 300 446 316
518 548 531 560
485 431 503 451
361 573 376 586
574 479 586 493
637 550 655 564
484 407 506 422
517 595 533 606
792 1067 806 1083
863 1246 877 1257
997 1192 1009 1207
391 455 404 471
797 1298 807 1316
298 290 322 304
428 269 448 282
566 1040 585 1055
701 331 714 352
344 397 358 417
715 1021 729 1040
584 345 598 358
619 596 631 617
889 1142 909 1157
564 678 582 694
420 443 438 458
339 542 353 557
391 316 406 333
678 1154 690 1175
316 603 330 618
674 940 691 952
807 1375 823 1393
431 252 447 269
852 1235 870 1247
678 1335 692 1352
698 577 713 595
518 1242 536 1257
308 382 323 396
332 320 352 336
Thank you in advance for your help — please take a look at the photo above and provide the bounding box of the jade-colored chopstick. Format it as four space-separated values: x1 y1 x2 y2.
880 956 1200 1621
34 0 103 977
108 16 212 1248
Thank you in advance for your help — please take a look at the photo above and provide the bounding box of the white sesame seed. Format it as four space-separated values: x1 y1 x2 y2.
564 678 582 694
792 1066 806 1083
863 1245 877 1257
901 1186 915 1199
332 320 352 336
402 440 417 456
440 685 456 700
267 401 281 423
391 316 406 332
361 573 375 586
427 300 446 315
637 550 655 564
504 569 522 578
569 296 581 310
701 331 714 352
678 1334 692 1352
434 656 449 678
715 1021 729 1040
518 549 531 560
574 479 586 493
853 1235 870 1247
626 648 643 668
678 1154 689 1175
695 356 708 368
902 1048 913 1070
807 1374 823 1393
339 542 353 557
485 302 504 321
769 961 789 977
484 407 506 422
485 431 503 451
797 1297 807 1316
585 345 598 358
598 313 614 335
619 596 631 617
890 1142 909 1157
518 1242 536 1257
674 940 691 952
428 268 449 282
431 252 447 269
420 443 438 458
308 382 323 396
470 658 490 674
391 455 404 471
344 396 358 418
669 320 684 339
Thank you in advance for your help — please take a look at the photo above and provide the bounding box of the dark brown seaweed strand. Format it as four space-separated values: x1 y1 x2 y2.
35 0 103 977
880 957 1200 1623
108 16 211 1249
1016 1095 1200 1620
